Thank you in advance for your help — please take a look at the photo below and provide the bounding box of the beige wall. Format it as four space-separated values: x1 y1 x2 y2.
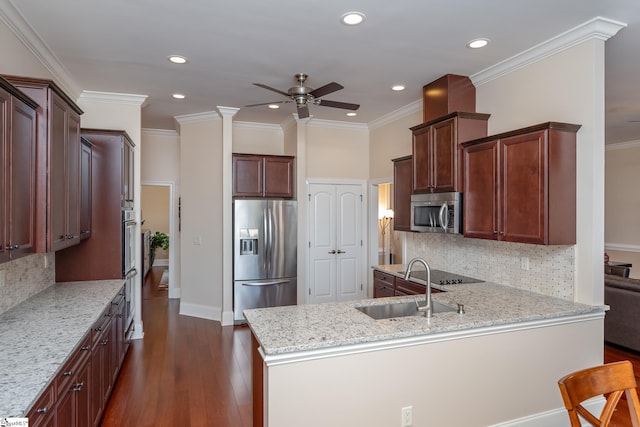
368 109 421 180
475 40 605 304
141 186 170 260
232 122 284 154
178 115 224 319
306 123 369 179
605 142 640 278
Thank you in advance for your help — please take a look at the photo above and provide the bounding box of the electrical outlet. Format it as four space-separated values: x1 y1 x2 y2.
520 256 530 271
401 406 413 427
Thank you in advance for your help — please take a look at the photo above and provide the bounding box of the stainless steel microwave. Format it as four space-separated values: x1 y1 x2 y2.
410 192 462 234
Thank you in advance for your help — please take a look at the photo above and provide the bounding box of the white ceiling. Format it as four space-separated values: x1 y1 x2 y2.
4 0 640 143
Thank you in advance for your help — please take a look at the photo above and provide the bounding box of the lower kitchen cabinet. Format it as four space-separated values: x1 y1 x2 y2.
24 286 128 427
373 270 395 298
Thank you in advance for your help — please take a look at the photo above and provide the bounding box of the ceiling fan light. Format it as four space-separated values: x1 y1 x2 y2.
341 12 365 26
168 55 188 64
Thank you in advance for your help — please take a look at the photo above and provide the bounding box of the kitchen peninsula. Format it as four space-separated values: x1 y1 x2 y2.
245 265 605 427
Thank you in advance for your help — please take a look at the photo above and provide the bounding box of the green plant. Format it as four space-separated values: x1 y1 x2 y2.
150 231 169 252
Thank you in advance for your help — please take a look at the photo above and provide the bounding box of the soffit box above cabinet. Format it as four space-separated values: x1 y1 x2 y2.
423 74 476 123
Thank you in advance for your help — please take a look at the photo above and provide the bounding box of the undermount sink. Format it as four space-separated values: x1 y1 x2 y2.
355 300 456 320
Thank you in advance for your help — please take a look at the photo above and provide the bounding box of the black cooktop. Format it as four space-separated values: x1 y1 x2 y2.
403 269 483 285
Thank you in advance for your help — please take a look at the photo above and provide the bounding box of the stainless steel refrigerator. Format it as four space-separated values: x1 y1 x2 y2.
233 199 297 323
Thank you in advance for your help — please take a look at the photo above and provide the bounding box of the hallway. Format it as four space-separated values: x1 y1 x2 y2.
101 268 252 427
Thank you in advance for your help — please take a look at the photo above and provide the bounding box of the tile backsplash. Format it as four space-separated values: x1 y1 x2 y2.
404 233 575 300
0 254 55 315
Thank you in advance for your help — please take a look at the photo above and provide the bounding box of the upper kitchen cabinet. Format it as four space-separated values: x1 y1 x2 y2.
392 155 412 232
233 153 295 198
0 77 38 264
56 129 134 282
411 112 489 194
80 138 93 240
463 122 581 245
4 75 84 253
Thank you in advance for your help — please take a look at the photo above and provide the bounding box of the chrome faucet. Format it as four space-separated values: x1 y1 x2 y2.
404 257 433 318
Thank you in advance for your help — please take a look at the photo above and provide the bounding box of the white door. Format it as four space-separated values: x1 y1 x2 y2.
309 183 364 303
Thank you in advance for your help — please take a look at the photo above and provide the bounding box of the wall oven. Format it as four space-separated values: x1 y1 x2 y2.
410 192 463 234
122 210 137 334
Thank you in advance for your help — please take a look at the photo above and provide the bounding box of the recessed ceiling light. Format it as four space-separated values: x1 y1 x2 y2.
168 55 188 64
268 104 280 109
391 85 406 91
172 93 185 99
467 38 490 49
346 112 357 117
340 12 365 26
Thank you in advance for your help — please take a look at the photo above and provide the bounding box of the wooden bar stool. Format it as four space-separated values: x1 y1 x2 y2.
558 360 640 426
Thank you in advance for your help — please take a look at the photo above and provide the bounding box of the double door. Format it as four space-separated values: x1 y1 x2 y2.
308 183 365 304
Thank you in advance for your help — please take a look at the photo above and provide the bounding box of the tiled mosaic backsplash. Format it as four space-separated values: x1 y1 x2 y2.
404 233 575 300
0 254 55 315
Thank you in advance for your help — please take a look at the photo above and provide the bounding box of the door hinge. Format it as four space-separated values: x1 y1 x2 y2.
309 241 311 248
309 289 311 296
361 240 363 246
360 194 363 202
308 194 311 201
361 283 363 291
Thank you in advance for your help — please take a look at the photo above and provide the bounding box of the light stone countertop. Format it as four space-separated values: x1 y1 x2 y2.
0 280 124 417
244 264 605 357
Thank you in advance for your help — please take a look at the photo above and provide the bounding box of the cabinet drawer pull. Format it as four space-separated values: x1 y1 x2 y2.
95 327 102 332
101 339 109 346
81 345 90 351
72 381 85 392
36 406 48 414
63 370 73 377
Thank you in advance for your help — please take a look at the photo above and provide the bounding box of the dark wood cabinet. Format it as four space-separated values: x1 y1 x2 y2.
373 270 396 298
3 75 84 253
25 382 55 427
392 155 412 232
232 153 295 198
411 112 489 194
0 77 38 264
80 139 93 240
55 334 91 427
56 129 134 282
463 122 580 245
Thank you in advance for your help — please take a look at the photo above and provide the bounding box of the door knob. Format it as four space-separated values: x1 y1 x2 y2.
328 250 336 254
337 250 346 254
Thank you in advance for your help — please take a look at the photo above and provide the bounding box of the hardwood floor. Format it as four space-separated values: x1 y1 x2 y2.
102 268 640 426
101 267 252 427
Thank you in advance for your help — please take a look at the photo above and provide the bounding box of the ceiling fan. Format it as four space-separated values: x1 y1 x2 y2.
245 73 360 119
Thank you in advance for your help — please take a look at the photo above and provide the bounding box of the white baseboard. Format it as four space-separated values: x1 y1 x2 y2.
221 310 235 326
489 397 604 426
179 301 221 321
131 320 144 340
168 287 180 299
153 258 169 267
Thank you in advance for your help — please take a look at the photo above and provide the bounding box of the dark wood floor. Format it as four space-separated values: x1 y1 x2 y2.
102 268 640 426
101 267 252 427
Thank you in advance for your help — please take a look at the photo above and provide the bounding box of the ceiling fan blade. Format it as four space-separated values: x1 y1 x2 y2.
309 82 343 98
297 105 310 119
244 101 288 107
317 99 360 110
253 83 290 97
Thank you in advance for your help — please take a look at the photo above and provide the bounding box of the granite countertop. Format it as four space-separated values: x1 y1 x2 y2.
0 280 124 417
245 264 604 357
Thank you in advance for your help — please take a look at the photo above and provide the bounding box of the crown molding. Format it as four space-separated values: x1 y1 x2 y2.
79 90 148 107
174 110 220 125
307 118 369 132
606 139 640 151
233 121 283 132
472 16 627 87
280 116 297 133
142 128 179 138
368 99 422 130
0 0 81 97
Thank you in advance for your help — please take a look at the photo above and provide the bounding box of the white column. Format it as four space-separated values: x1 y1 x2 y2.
294 114 310 304
217 106 239 325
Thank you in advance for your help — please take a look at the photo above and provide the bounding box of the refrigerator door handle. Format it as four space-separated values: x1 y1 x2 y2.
241 280 290 287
